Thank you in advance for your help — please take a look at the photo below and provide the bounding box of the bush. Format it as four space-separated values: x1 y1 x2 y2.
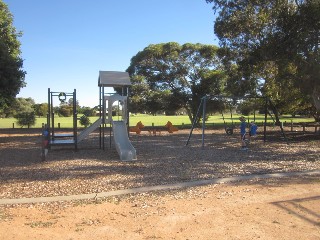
79 115 91 127
15 112 36 128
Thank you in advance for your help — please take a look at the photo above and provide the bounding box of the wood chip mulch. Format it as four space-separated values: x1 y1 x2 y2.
0 127 319 200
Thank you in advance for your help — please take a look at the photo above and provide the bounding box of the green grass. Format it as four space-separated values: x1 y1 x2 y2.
0 114 315 129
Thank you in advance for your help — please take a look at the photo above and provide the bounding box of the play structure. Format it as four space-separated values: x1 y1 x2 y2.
45 71 137 161
129 121 144 134
129 121 179 135
46 89 78 148
165 121 179 133
186 95 287 148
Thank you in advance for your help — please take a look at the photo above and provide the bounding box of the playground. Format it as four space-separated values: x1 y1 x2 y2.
1 71 319 238
0 127 319 239
1 126 319 198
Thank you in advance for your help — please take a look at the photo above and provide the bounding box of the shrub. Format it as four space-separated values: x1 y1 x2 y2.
79 115 91 127
15 112 36 128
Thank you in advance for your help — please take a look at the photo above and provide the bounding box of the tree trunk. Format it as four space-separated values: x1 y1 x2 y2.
185 106 194 125
312 86 320 111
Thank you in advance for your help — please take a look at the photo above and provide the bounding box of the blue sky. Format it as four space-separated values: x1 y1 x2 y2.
5 0 218 107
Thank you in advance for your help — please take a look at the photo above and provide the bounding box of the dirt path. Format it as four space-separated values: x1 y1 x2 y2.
1 175 319 240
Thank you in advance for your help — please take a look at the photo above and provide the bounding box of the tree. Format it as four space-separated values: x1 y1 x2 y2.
33 103 48 117
68 98 79 108
0 1 26 110
237 100 259 116
1 97 34 117
16 97 35 112
127 42 225 123
145 90 166 115
206 0 320 120
59 105 72 117
127 75 149 114
58 97 76 117
15 111 36 128
78 106 95 117
124 75 180 115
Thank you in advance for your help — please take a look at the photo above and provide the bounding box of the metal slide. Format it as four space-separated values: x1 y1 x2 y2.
77 118 102 143
112 120 137 161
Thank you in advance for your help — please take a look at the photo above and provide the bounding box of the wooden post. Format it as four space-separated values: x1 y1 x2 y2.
152 123 155 135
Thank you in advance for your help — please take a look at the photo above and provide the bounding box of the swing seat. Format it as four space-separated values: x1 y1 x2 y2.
226 127 233 135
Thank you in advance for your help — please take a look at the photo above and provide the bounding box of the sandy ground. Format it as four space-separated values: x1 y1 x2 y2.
0 127 319 239
0 176 319 240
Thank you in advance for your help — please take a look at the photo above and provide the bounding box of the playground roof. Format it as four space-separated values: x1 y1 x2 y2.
98 71 132 87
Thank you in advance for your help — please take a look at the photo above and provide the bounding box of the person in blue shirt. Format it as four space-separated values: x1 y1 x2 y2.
239 116 247 150
249 121 258 140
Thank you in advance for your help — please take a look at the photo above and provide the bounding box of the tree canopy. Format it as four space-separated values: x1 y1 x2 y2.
206 0 320 119
0 0 25 110
127 42 225 122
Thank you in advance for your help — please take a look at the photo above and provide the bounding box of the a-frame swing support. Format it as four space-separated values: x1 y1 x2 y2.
186 95 287 148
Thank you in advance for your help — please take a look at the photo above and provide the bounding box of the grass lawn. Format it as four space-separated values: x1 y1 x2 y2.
0 114 315 129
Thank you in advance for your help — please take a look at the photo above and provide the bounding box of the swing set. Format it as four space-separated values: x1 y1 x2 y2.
219 100 236 135
186 95 288 148
219 97 260 136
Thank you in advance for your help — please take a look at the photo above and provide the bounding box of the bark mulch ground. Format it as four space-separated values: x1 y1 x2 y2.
0 127 319 200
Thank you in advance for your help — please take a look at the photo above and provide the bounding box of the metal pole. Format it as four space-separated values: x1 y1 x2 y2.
202 96 207 149
47 88 51 142
127 86 130 134
73 89 77 150
102 86 105 150
110 123 112 148
186 98 203 146
50 89 55 139
99 86 102 149
264 97 268 142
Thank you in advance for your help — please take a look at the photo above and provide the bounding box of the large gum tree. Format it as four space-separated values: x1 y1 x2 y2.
206 0 320 120
127 42 226 123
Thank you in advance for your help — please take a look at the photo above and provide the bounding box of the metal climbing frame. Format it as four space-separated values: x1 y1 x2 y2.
47 88 78 150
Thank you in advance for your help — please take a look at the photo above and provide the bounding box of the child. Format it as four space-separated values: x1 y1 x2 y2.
249 121 258 140
239 116 247 150
41 127 49 161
